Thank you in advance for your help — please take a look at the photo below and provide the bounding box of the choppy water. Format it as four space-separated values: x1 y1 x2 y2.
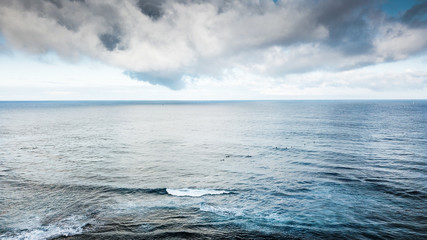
0 101 426 239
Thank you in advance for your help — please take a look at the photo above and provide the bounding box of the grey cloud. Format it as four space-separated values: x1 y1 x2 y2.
99 33 121 51
45 0 63 9
314 0 377 54
136 0 164 20
0 0 426 90
401 0 427 27
45 0 85 9
125 70 185 90
99 24 123 51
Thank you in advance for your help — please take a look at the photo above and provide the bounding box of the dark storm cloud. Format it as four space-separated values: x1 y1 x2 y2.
315 0 376 54
0 0 426 90
401 0 427 27
99 33 121 51
136 0 164 20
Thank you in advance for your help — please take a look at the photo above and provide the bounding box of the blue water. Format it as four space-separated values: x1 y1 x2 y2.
0 101 426 239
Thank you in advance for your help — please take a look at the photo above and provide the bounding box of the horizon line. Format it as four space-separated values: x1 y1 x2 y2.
0 99 426 102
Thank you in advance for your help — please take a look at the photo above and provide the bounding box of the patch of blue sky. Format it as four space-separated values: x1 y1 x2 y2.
0 32 7 49
380 0 418 17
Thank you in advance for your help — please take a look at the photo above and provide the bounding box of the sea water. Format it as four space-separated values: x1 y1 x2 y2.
0 101 426 239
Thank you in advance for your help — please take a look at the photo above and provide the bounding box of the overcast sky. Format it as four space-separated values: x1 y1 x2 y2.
0 0 426 100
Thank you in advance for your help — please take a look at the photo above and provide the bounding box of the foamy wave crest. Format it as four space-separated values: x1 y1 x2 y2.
200 203 243 217
1 216 87 240
166 188 229 197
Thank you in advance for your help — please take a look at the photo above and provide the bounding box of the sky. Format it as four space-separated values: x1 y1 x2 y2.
0 0 426 100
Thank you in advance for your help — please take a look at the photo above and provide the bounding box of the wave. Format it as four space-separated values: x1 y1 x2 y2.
2 180 234 198
200 203 243 217
166 188 230 197
0 215 87 240
2 180 169 196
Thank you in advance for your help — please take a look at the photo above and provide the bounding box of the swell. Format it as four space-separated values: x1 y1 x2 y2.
316 172 427 201
2 180 168 196
2 179 234 198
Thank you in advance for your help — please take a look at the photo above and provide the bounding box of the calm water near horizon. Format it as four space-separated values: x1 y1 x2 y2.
0 100 426 239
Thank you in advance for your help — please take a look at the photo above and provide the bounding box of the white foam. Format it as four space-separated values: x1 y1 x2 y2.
1 216 86 240
166 188 229 197
200 203 243 217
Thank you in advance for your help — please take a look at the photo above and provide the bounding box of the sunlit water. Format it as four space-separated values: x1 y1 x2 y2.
0 101 426 239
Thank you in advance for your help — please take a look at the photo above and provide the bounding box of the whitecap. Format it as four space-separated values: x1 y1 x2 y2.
1 215 87 240
166 188 229 197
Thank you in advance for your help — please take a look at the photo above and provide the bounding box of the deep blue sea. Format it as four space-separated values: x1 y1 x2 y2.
0 101 426 239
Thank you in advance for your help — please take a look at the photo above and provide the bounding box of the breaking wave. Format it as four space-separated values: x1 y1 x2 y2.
166 188 230 197
0 216 87 240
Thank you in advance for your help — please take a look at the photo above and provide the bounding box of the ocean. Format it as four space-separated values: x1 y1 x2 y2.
0 100 426 239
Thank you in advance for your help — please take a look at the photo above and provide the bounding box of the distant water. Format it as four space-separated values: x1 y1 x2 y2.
0 101 426 239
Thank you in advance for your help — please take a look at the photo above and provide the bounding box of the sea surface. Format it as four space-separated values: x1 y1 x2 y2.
0 100 426 239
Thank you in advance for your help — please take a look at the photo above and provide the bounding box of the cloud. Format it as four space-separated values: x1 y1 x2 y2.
0 0 426 90
135 0 164 20
401 0 427 27
124 70 185 90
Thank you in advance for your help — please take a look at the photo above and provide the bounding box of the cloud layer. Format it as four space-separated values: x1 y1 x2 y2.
0 0 426 90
